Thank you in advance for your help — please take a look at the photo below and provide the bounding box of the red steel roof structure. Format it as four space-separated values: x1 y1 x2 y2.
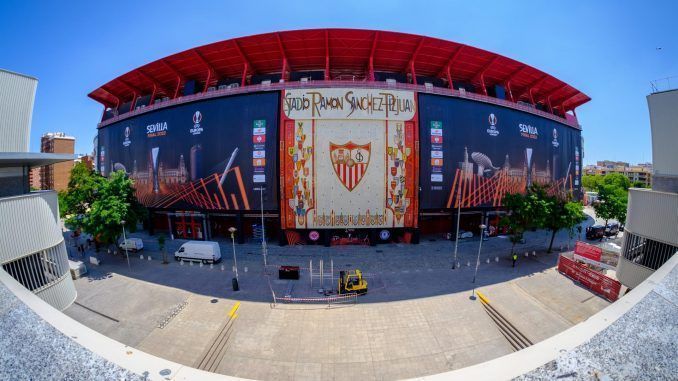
89 29 590 117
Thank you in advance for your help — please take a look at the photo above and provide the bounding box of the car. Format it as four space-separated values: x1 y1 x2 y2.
604 222 620 237
174 241 221 264
586 225 605 240
118 237 144 252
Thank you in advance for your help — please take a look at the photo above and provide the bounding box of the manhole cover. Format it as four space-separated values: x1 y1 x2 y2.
210 299 218 304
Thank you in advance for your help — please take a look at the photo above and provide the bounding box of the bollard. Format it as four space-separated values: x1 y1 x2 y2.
148 256 151 261
232 266 236 272
486 258 490 264
180 260 184 266
524 252 529 258
190 261 193 266
532 251 536 256
495 256 499 263
140 255 144 260
200 262 203 268
244 266 248 273
467 261 470 267
210 263 213 269
456 262 461 269
221 265 225 271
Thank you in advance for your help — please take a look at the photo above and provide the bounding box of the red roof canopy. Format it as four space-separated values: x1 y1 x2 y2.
89 28 590 113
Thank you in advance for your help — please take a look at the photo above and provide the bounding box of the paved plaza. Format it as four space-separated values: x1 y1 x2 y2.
63 215 618 380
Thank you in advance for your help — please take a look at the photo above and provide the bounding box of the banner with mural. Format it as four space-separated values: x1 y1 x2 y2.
281 88 418 229
97 92 279 211
418 93 583 209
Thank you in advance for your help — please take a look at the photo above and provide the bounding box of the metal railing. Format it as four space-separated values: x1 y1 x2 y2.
650 76 678 93
621 232 677 271
98 80 580 129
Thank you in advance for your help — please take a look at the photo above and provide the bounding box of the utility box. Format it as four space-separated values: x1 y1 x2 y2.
69 260 87 279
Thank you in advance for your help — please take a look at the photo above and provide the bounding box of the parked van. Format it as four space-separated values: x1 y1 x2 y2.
175 241 221 264
119 237 144 252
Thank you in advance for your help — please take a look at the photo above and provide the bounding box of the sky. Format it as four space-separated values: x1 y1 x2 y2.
0 1 676 165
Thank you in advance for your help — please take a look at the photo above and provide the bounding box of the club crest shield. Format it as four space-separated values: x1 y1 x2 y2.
330 141 371 192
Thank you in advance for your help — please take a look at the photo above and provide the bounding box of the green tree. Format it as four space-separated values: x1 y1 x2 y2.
542 195 586 253
79 171 147 246
61 165 147 248
593 183 627 239
60 162 105 220
500 184 549 256
601 173 631 191
632 180 647 188
582 174 604 191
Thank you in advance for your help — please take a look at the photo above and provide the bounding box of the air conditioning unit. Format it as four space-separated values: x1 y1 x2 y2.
279 79 285 83
300 77 309 83
459 88 466 95
227 83 239 89
218 85 228 90
424 82 433 89
261 80 271 86
386 78 397 86
207 86 216 92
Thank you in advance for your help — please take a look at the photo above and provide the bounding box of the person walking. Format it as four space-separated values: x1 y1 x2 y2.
512 253 518 267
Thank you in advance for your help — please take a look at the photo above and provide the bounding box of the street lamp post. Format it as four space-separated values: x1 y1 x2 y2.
121 220 130 271
228 227 239 291
255 187 268 268
471 224 487 298
452 184 462 269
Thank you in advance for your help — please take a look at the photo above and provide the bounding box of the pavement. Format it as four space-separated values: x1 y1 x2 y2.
62 214 617 380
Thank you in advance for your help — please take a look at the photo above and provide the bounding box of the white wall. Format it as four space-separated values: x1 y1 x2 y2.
0 69 37 152
647 89 678 178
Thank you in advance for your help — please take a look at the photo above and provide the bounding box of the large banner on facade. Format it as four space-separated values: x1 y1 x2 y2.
97 92 279 211
418 93 582 210
281 88 418 229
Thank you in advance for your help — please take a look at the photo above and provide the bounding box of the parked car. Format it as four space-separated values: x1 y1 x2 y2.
118 237 144 252
174 241 221 264
586 225 605 240
604 222 620 237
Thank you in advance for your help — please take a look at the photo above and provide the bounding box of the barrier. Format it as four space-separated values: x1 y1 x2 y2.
557 255 621 302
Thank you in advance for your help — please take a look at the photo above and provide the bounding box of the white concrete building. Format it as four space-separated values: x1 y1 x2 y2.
616 86 678 289
0 69 76 310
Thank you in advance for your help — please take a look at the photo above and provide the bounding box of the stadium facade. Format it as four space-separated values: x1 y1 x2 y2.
89 29 590 244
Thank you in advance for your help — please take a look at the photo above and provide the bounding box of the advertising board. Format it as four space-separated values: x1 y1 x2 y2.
98 92 280 211
558 255 622 302
418 93 582 209
281 88 418 229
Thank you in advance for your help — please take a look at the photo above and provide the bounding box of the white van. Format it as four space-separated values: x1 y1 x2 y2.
175 241 221 264
119 237 144 252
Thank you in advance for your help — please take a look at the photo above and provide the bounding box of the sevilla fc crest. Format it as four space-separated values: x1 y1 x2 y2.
330 141 371 192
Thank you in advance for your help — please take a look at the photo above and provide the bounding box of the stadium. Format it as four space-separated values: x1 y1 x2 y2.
90 28 590 245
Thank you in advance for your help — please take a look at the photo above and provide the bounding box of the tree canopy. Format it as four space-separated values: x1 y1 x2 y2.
60 162 147 246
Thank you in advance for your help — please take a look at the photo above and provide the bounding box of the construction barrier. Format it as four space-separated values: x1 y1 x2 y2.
557 255 622 302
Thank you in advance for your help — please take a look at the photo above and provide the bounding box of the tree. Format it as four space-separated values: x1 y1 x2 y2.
601 173 631 191
61 165 147 248
533 185 587 253
500 184 549 257
60 162 105 220
632 180 647 188
593 183 627 239
582 174 604 191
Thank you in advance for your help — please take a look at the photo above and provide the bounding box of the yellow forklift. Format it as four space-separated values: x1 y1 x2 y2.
338 269 368 295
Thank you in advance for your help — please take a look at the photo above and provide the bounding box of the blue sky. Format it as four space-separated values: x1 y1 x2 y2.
1 1 675 165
